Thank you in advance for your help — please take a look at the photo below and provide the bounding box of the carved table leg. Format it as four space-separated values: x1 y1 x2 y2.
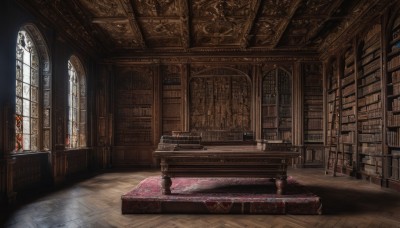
275 175 287 195
161 175 172 195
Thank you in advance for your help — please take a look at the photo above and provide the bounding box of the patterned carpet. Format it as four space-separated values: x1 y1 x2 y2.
121 176 322 214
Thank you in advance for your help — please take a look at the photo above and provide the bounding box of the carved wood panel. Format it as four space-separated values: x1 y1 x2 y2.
189 67 251 141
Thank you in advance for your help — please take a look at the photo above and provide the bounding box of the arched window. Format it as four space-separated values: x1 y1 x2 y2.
15 30 39 151
15 25 51 152
66 56 86 148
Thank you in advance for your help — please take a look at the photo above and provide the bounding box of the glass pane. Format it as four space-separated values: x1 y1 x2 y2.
15 115 23 133
23 117 30 134
23 48 30 65
23 134 30 150
44 130 50 150
16 98 22 115
16 61 23 80
30 134 37 151
23 99 30 117
44 90 50 107
22 63 30 83
31 86 38 102
16 48 23 61
68 122 72 135
15 133 23 151
31 68 38 86
44 109 50 127
23 83 30 99
31 53 39 69
68 95 72 107
16 80 23 97
31 117 38 134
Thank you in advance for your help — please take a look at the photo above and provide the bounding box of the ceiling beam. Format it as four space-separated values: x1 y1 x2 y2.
91 17 129 23
239 0 262 49
179 0 191 50
118 0 146 49
272 0 303 48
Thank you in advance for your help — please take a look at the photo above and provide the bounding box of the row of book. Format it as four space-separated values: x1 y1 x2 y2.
391 70 400 84
388 55 400 71
387 129 400 147
342 84 355 96
358 81 381 97
341 115 356 124
387 111 400 127
341 122 356 131
358 71 380 86
390 97 400 112
358 133 382 142
358 92 380 106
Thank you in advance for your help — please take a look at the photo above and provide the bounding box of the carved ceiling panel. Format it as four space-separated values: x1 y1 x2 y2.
78 0 126 17
191 0 253 46
132 0 180 17
19 0 390 54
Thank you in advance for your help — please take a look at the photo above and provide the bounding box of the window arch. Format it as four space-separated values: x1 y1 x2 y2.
15 25 51 152
66 56 87 148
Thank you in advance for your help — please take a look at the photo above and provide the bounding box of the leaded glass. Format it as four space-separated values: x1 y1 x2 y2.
31 86 38 102
16 98 22 115
23 99 30 117
23 63 30 83
16 29 39 152
23 83 30 99
16 63 22 80
44 109 50 127
23 134 30 151
31 103 38 118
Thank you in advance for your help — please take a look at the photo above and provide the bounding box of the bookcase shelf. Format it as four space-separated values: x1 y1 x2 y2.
262 68 292 142
387 15 400 182
302 63 324 167
357 23 383 176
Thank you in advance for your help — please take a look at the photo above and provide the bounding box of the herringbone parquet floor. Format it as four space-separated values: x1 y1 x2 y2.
2 168 400 227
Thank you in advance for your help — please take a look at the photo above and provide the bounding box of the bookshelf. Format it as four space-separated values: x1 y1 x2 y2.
326 58 339 172
387 15 400 182
115 69 153 145
162 66 182 135
262 68 292 142
303 63 324 167
357 23 383 177
340 46 356 173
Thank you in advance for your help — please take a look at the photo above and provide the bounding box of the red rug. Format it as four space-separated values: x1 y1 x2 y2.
121 176 322 214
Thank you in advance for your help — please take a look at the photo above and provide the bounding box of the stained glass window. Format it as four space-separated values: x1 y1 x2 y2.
16 30 39 152
67 61 79 148
67 57 87 149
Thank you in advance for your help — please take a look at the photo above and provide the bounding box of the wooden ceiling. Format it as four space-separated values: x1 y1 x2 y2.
20 0 392 56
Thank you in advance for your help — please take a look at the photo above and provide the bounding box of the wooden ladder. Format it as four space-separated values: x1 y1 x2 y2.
325 97 338 176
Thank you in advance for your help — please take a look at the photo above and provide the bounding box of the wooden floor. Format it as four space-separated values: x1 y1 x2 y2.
2 168 400 227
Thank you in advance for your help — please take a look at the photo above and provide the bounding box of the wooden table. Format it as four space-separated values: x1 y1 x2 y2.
153 146 300 195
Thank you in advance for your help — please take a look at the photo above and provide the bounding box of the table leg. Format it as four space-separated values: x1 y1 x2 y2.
275 176 287 195
161 175 172 195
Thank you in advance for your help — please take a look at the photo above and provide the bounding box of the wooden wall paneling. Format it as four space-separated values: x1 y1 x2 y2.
65 149 89 177
13 152 50 192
